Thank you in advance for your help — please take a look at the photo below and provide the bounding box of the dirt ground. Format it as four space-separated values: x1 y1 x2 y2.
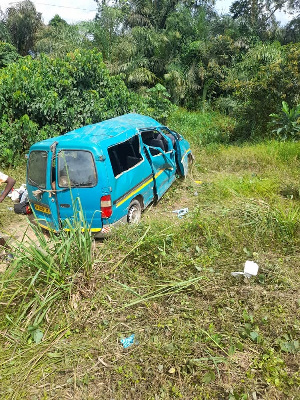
0 211 37 273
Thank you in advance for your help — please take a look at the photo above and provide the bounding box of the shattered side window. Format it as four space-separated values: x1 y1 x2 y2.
141 129 169 154
27 151 48 188
108 135 143 177
160 127 180 141
57 150 97 187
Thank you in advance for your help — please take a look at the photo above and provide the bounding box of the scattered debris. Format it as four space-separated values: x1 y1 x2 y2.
120 334 135 348
8 184 27 202
194 180 202 184
231 260 259 278
172 208 188 218
6 253 14 262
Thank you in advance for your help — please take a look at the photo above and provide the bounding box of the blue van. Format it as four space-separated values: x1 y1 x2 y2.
26 113 192 236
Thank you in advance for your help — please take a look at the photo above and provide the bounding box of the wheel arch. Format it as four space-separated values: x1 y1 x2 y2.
132 194 144 210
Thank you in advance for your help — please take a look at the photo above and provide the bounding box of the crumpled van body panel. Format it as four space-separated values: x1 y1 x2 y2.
26 113 192 235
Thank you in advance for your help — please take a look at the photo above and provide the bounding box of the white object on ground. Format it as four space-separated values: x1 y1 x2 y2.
231 260 259 278
9 184 27 202
172 208 188 218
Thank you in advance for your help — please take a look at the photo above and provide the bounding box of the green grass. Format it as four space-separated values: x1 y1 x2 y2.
0 110 299 399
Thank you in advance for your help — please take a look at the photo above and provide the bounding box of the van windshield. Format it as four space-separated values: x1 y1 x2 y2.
27 151 48 188
57 150 97 187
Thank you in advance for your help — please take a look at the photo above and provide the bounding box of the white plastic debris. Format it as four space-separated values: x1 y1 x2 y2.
172 208 188 218
10 191 20 202
231 260 259 278
8 184 27 203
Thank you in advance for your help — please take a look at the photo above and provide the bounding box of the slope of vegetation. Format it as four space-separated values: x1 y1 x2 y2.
0 110 299 399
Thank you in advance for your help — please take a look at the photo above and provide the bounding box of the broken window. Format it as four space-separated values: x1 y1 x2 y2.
57 150 97 187
27 151 48 188
141 129 169 156
108 135 143 177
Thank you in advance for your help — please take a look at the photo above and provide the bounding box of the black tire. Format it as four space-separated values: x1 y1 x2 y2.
127 199 142 224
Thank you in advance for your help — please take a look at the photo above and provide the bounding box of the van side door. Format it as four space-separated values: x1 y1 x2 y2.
141 129 177 200
106 134 154 219
159 127 192 176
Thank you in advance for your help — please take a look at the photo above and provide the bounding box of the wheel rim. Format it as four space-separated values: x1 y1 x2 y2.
128 204 141 223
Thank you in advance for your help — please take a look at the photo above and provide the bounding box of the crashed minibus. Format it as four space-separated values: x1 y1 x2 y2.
26 113 192 237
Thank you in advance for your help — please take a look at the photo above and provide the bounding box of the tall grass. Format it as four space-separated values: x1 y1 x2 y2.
0 198 94 340
168 108 235 146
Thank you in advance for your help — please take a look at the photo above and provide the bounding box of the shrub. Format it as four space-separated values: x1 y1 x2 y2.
223 42 300 140
270 101 300 141
0 49 174 165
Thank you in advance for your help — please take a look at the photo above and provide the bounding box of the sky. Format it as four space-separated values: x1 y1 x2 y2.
0 0 293 25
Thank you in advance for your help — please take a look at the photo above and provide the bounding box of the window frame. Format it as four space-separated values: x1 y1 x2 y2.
57 149 97 188
27 150 48 189
108 134 144 178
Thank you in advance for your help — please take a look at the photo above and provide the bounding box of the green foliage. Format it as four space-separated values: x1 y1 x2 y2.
168 108 235 145
1 198 94 335
34 23 92 56
143 84 175 122
229 0 284 40
270 101 300 141
48 14 68 28
223 42 300 140
0 41 19 68
4 0 43 55
0 114 41 165
0 49 174 164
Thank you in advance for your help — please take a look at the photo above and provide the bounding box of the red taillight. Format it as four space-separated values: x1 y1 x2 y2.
101 195 112 218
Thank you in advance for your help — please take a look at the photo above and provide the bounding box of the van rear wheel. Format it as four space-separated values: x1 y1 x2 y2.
127 200 142 224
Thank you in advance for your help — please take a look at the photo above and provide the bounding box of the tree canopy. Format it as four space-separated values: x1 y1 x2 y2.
0 0 298 160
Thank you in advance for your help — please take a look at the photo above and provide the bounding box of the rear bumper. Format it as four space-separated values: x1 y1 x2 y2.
93 215 127 238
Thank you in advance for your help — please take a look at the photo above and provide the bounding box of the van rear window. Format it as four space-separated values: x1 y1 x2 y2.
108 135 142 177
57 150 97 187
27 151 48 188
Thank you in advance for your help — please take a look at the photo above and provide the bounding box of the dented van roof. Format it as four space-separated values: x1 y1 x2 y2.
31 113 163 150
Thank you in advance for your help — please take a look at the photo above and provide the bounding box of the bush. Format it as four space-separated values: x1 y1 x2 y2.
0 41 19 68
223 42 300 140
0 49 174 165
270 101 300 141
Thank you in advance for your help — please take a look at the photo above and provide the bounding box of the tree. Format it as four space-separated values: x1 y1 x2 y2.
35 22 94 57
48 14 68 28
93 5 123 59
4 0 43 55
94 0 214 31
282 16 300 43
0 42 19 68
0 49 174 164
0 10 11 42
229 0 285 39
223 42 300 139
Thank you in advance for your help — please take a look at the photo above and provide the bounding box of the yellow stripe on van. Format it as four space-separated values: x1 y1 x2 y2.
116 176 154 208
116 169 168 208
181 148 191 162
38 223 101 233
64 227 102 233
39 223 52 231
154 169 165 179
